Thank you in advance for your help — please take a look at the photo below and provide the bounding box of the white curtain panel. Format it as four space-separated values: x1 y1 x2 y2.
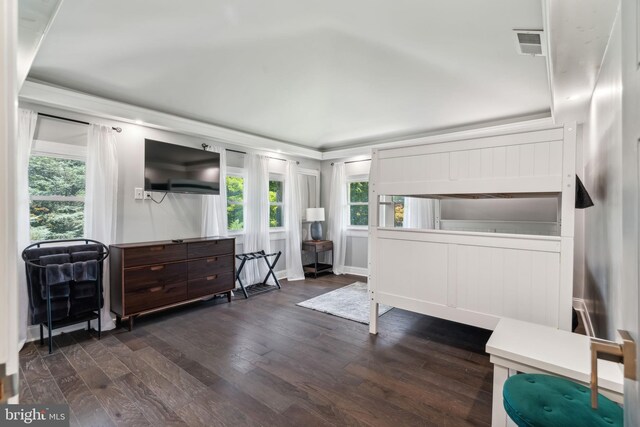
403 197 435 229
327 162 347 274
85 124 118 331
243 154 271 286
17 109 38 348
201 145 228 237
284 160 304 281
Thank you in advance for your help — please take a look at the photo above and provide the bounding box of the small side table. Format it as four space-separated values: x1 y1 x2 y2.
302 240 333 278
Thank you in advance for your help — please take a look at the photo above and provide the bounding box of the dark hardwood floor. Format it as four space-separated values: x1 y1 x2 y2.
19 274 494 426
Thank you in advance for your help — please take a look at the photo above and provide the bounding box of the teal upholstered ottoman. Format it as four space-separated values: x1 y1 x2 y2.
503 374 623 427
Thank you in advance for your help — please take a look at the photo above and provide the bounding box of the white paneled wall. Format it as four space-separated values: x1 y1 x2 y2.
375 230 562 329
453 245 560 326
377 128 564 195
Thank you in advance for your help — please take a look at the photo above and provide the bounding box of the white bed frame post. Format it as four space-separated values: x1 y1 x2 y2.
559 123 576 330
369 149 379 334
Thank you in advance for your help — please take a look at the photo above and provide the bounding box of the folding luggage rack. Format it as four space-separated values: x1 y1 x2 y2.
234 250 282 298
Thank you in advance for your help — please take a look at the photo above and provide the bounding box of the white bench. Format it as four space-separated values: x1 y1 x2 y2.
486 318 624 427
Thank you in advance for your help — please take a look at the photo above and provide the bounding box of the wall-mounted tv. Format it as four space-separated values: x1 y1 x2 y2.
144 139 220 195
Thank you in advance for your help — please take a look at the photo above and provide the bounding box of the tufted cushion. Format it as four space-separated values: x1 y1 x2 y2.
503 374 623 427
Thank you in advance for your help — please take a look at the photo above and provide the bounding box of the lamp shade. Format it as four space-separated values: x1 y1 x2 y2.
306 207 325 222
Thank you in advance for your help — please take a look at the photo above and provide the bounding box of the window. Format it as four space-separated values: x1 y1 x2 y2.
29 155 86 241
269 179 284 228
226 174 245 231
348 180 369 226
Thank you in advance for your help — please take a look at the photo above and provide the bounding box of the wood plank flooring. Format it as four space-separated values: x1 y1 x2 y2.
19 274 494 426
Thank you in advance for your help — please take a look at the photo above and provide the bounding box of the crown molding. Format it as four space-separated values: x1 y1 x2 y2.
20 81 558 163
19 80 323 160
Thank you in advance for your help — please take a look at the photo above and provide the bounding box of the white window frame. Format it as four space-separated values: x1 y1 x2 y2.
226 166 246 235
347 175 369 230
269 173 285 231
29 141 88 241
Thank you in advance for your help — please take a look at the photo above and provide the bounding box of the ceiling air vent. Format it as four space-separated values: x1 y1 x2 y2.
513 30 546 57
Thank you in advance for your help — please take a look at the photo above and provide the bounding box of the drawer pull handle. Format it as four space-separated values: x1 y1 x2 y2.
206 257 218 263
150 265 164 271
206 275 217 281
149 246 165 252
149 286 163 293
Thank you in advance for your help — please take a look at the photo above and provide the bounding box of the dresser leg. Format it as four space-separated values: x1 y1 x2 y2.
128 316 134 332
227 291 232 303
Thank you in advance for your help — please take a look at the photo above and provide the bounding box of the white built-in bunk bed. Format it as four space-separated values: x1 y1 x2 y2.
368 123 576 334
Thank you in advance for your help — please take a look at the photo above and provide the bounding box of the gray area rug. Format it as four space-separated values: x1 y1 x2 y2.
296 282 393 324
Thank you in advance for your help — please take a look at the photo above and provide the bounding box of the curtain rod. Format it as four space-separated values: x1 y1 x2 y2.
331 158 371 166
222 147 299 165
38 112 122 133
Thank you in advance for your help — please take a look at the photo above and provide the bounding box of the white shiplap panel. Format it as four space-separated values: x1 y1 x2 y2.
546 251 561 326
519 144 535 177
451 244 560 326
505 145 520 177
549 140 563 176
490 248 506 316
449 151 459 181
534 142 551 176
530 251 548 325
457 150 470 180
480 147 494 178
377 238 448 305
516 250 534 322
503 250 519 320
492 146 507 178
447 244 457 307
469 150 482 179
376 128 564 159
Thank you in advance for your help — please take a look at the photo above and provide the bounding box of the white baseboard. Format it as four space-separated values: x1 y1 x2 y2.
342 266 368 277
573 297 595 337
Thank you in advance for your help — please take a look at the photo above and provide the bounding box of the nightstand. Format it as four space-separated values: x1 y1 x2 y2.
302 240 333 278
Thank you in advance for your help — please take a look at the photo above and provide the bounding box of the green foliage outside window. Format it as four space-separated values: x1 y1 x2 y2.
269 180 283 227
349 181 369 226
226 175 244 230
392 196 405 227
29 156 86 241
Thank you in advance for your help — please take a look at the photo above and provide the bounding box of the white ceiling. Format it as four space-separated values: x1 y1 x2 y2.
28 0 551 150
544 0 619 123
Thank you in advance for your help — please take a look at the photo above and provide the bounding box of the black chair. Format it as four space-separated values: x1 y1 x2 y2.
22 239 109 353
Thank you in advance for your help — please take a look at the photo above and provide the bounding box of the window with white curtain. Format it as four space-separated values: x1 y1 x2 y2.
29 121 88 242
226 167 246 232
347 179 368 227
269 175 284 228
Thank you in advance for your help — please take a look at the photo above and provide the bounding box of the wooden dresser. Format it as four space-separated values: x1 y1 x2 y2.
110 236 235 330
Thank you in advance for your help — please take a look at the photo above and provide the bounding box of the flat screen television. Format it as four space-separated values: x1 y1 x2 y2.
144 139 220 195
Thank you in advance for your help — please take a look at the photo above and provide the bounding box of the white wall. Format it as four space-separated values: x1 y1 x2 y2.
21 102 321 277
582 10 623 340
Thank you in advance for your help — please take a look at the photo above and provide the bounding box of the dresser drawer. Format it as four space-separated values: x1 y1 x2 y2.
303 241 333 252
124 281 187 314
187 239 233 258
188 272 234 299
188 255 234 279
123 244 186 267
123 262 187 292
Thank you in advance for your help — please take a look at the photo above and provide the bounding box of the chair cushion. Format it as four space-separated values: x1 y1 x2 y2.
503 374 623 427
